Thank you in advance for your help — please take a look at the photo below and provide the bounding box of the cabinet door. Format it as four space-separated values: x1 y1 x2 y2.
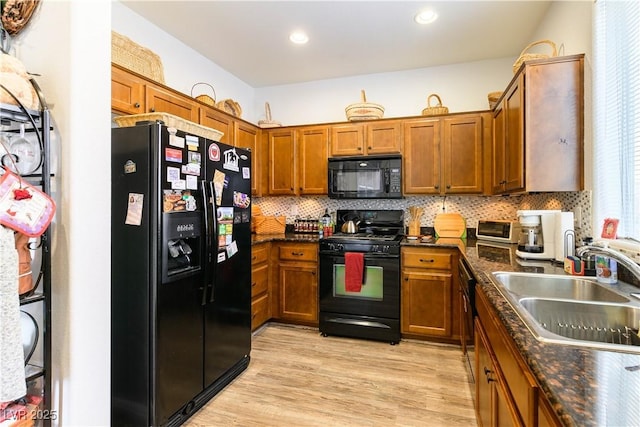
146 85 199 122
330 124 364 156
235 122 261 195
297 126 329 194
401 270 452 337
492 102 507 193
443 115 484 194
268 129 296 195
475 318 493 427
111 65 145 115
504 78 525 192
198 105 234 145
366 120 402 154
402 118 441 194
279 263 318 323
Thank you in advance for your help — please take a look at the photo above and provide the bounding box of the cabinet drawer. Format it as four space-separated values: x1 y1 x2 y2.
402 249 452 270
251 293 270 331
252 244 270 265
278 244 318 262
251 264 269 297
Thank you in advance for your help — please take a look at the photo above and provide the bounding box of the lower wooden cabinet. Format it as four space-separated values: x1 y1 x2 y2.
475 286 562 427
274 242 318 325
401 247 461 342
251 242 271 330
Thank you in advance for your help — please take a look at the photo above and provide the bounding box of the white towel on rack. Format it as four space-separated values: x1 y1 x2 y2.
0 225 26 403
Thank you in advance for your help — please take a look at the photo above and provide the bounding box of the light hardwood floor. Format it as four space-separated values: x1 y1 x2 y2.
185 323 477 427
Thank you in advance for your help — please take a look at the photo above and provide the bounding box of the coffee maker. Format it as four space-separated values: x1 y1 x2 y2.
515 210 560 260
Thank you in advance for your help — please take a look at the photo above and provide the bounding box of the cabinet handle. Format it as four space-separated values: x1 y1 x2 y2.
311 271 316 275
291 251 304 256
133 102 140 108
252 282 257 287
252 313 256 319
419 258 435 263
300 187 303 191
368 146 372 150
404 277 409 281
434 185 440 190
446 185 451 189
484 367 496 383
290 187 294 191
500 180 507 185
251 256 257 261
357 147 362 151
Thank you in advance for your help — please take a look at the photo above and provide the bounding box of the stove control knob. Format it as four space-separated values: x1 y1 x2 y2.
372 245 379 253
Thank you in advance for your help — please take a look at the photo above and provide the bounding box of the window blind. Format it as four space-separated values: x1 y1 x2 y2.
593 0 640 240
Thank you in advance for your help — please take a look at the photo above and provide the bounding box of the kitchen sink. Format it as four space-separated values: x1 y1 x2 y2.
519 298 640 350
487 272 640 352
491 272 630 303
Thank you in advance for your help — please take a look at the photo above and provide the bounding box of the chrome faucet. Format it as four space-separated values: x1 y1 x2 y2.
576 241 640 283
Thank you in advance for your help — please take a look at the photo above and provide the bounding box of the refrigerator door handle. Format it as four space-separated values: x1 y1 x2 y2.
200 179 211 306
209 180 218 303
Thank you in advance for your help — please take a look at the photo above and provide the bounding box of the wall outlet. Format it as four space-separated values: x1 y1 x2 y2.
289 204 299 216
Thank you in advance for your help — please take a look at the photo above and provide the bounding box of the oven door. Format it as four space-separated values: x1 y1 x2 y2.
319 251 400 319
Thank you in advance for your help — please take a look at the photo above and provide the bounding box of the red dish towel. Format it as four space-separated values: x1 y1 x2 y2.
344 252 364 292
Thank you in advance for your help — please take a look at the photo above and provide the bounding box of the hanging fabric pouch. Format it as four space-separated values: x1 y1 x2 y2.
0 169 55 237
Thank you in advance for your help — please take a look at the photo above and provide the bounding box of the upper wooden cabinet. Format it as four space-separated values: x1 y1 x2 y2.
297 126 329 195
267 128 297 195
146 85 199 122
235 122 262 196
111 65 145 115
404 112 488 195
198 105 234 145
330 120 402 156
492 55 584 194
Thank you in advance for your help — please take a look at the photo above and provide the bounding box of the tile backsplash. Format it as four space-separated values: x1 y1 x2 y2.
254 191 593 242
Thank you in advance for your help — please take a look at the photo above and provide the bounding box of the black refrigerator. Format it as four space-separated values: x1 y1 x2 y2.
111 121 252 426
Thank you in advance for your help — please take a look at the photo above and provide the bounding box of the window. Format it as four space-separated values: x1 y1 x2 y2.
593 0 640 240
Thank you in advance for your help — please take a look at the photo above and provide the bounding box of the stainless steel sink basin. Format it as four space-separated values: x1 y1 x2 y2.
519 298 640 350
491 272 630 302
488 272 640 352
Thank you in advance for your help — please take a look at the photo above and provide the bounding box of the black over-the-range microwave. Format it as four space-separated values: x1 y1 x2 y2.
327 155 402 199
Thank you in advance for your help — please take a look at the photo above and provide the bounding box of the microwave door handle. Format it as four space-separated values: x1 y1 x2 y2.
384 169 390 193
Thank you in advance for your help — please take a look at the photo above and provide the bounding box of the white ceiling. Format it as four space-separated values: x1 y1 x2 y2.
120 1 553 88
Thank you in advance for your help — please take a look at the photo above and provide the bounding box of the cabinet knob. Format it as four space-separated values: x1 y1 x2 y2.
368 146 372 150
446 185 451 189
435 185 440 190
483 367 496 383
134 102 140 108
357 147 362 151
290 187 294 191
251 282 257 287
150 108 156 113
300 187 303 191
404 277 409 281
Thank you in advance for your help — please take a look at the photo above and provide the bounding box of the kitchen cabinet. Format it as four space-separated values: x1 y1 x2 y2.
251 242 271 331
403 112 489 195
400 247 461 342
475 286 560 427
234 121 262 196
330 120 402 156
146 84 199 122
198 104 234 145
275 242 318 325
492 54 584 194
111 64 145 115
296 126 329 194
267 128 296 195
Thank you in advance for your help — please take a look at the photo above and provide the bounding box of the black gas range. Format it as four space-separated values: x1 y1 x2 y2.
318 210 404 344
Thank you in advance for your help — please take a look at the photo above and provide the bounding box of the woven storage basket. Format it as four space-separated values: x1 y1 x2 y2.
112 31 165 84
216 99 242 117
258 102 282 128
512 39 557 74
254 216 286 235
345 90 384 121
191 82 216 106
422 94 449 116
1 0 41 35
487 91 503 109
114 113 224 141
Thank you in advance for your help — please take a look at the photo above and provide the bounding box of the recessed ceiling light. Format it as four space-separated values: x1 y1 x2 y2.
289 31 309 44
415 9 438 25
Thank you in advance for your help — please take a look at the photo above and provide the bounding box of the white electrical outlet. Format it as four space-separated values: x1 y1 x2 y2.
572 206 582 228
290 204 299 216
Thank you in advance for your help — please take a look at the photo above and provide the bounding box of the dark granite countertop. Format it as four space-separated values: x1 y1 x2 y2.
252 233 321 244
460 239 640 427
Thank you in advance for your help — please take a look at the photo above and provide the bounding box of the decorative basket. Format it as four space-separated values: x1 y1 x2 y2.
1 0 41 36
216 99 242 118
258 102 282 128
487 91 503 109
114 112 224 141
111 31 165 84
254 215 286 235
512 39 557 74
345 90 384 121
421 94 449 116
191 82 216 106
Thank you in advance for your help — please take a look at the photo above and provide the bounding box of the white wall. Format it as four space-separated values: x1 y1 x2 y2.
112 1 256 121
13 0 112 425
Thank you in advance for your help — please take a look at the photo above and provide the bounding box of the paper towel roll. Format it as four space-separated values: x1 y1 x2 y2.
555 212 575 262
